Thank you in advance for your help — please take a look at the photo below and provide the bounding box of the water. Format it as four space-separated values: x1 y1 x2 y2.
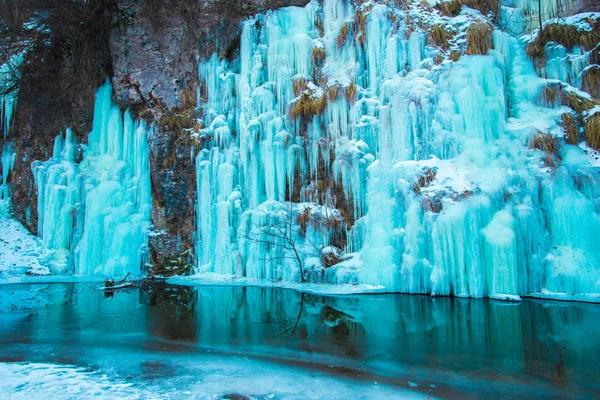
0 283 598 398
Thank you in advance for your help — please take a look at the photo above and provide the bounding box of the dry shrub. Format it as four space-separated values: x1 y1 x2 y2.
449 49 461 61
529 132 558 155
328 84 341 101
585 113 600 151
297 207 311 234
390 0 410 9
315 14 324 37
419 0 432 11
527 20 600 62
434 54 444 65
465 0 499 16
161 111 196 131
466 22 493 55
589 44 600 65
337 22 349 49
561 112 579 145
311 46 326 67
354 6 372 46
436 0 462 16
321 247 343 268
541 83 595 114
292 77 308 97
345 81 357 103
430 24 451 50
581 65 600 100
436 0 499 17
290 93 327 120
180 89 196 109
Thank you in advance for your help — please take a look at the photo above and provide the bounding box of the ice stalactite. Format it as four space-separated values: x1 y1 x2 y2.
0 142 15 201
32 82 152 277
190 0 600 300
0 53 24 205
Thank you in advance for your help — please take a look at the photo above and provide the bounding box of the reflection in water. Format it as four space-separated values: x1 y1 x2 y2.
0 283 599 398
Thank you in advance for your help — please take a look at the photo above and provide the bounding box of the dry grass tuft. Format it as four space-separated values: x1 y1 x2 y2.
292 77 308 97
527 20 600 63
315 14 324 37
585 113 600 151
449 50 461 61
419 0 432 11
345 81 357 103
436 0 462 16
466 22 493 55
561 112 579 145
337 22 349 49
161 111 198 131
581 65 600 100
434 54 444 65
354 6 372 46
328 84 341 101
530 132 561 168
290 93 327 120
390 0 410 9
530 132 559 155
436 0 499 17
311 46 326 67
541 83 595 114
430 24 451 50
297 207 311 234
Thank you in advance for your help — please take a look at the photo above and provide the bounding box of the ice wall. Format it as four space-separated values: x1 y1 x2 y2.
192 0 600 300
32 82 152 277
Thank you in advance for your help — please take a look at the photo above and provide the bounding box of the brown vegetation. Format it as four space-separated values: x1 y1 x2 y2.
581 65 600 100
449 50 461 61
336 22 349 49
529 132 561 168
290 93 327 120
430 24 451 50
435 0 499 18
526 19 600 62
585 113 600 151
561 112 579 145
541 83 595 114
311 46 326 67
466 22 493 55
292 77 308 96
530 132 559 155
345 81 357 103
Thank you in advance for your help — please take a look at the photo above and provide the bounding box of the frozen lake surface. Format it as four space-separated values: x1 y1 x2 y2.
0 283 599 399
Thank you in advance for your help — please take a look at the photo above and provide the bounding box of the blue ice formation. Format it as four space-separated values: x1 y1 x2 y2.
192 0 600 300
32 82 152 276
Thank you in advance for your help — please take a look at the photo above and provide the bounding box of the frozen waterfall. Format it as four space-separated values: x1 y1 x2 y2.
32 82 152 277
192 0 600 300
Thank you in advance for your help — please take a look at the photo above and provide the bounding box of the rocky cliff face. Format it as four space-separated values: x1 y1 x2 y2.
3 0 309 266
